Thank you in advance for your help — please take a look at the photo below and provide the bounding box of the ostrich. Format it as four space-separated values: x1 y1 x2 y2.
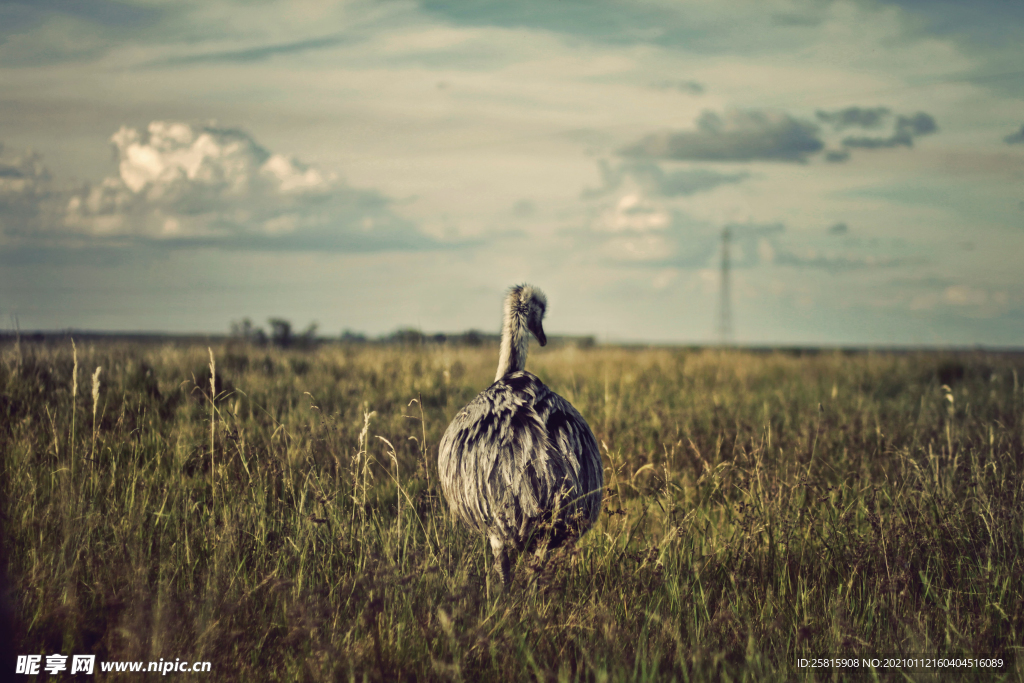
438 284 603 588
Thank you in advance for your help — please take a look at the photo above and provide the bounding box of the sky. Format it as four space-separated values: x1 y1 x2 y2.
1 0 1022 346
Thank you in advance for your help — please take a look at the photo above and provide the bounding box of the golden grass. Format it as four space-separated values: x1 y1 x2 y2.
2 340 1023 680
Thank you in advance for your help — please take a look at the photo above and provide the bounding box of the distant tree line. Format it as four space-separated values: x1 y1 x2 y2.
230 318 318 349
229 319 595 349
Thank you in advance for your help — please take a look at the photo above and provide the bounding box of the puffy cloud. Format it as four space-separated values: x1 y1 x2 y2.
577 164 911 275
575 183 717 268
619 110 824 163
1005 125 1024 144
4 121 436 252
64 121 337 238
576 160 754 268
594 193 672 233
577 162 784 271
580 193 787 270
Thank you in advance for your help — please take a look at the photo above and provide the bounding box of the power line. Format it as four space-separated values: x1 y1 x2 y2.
718 226 733 346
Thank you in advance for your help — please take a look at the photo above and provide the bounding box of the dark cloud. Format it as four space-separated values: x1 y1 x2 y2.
584 159 748 198
816 106 891 130
898 112 938 136
620 110 824 163
627 163 748 196
884 0 1024 48
824 149 850 163
841 111 937 149
843 131 914 149
1004 125 1024 144
829 222 849 235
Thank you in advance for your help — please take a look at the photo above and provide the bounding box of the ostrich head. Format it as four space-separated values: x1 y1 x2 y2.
516 284 547 347
496 284 547 380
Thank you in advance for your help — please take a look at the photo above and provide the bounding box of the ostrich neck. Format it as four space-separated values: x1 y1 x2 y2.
495 306 529 381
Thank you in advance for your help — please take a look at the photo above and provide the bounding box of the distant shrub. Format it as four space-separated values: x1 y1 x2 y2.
229 318 267 346
389 328 425 345
340 329 368 343
268 319 292 348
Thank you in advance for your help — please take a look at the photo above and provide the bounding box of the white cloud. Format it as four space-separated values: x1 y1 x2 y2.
596 193 671 233
943 285 990 307
0 122 439 252
63 121 338 238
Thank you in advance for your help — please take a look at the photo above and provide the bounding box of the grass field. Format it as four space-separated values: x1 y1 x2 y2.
2 339 1023 681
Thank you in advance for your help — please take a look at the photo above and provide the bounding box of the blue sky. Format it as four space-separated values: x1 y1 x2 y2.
1 0 1022 346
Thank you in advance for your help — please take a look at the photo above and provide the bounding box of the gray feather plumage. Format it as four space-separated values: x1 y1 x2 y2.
438 371 603 548
437 285 603 584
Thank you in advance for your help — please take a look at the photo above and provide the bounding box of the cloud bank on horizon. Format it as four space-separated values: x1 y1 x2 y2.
0 0 1022 346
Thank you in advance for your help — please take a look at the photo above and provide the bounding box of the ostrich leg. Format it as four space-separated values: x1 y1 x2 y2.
489 534 511 589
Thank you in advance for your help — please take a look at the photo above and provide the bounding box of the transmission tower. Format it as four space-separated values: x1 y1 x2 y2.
718 226 733 345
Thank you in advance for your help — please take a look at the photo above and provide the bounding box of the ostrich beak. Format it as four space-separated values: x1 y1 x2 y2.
531 321 547 346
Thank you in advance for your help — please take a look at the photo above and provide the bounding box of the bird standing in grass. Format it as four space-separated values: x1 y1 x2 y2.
438 284 603 588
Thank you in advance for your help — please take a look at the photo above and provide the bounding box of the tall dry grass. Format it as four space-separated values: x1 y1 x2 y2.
1 339 1022 680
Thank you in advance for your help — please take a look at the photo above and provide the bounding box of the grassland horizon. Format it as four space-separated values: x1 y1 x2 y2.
2 339 1022 680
